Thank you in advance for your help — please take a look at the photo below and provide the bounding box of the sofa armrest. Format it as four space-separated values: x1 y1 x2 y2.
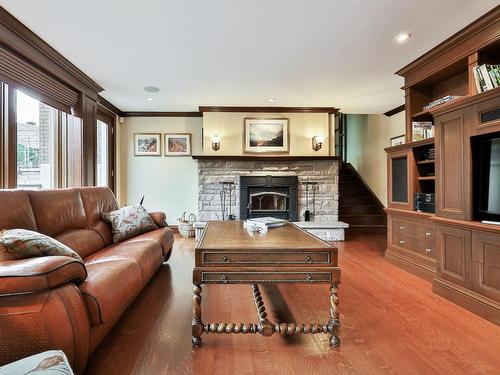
149 211 168 227
0 256 87 295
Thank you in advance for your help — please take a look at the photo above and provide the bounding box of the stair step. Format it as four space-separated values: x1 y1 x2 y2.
339 214 386 226
339 205 381 215
340 196 373 206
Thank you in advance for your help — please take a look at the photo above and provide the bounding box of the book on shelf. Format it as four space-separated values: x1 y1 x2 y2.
423 95 463 111
473 64 500 93
412 121 433 141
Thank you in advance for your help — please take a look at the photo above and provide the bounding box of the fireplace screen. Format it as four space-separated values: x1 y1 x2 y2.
249 192 288 212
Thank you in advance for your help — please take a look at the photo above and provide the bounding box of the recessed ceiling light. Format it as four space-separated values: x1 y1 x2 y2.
147 97 153 101
268 97 276 103
144 86 160 93
395 32 411 43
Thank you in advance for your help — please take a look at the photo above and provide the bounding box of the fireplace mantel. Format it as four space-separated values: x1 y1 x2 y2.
192 155 340 161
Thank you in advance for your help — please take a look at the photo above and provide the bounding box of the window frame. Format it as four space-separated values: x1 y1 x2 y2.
96 108 116 192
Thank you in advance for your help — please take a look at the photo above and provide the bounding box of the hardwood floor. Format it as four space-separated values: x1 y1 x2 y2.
85 233 500 375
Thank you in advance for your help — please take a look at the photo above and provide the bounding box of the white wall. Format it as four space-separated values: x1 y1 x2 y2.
118 116 202 224
203 112 332 155
346 112 405 206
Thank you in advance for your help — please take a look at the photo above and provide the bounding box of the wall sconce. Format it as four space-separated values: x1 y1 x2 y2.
212 134 221 151
312 134 325 151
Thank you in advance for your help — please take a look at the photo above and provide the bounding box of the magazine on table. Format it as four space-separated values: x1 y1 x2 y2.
245 217 287 228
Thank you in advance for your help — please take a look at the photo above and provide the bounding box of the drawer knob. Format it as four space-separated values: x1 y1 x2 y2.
306 274 313 283
399 240 405 245
220 274 228 283
425 232 432 237
425 248 432 254
222 256 229 263
305 256 312 263
399 226 405 230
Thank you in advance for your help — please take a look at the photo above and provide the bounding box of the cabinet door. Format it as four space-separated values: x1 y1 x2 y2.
437 225 471 288
435 108 472 220
387 149 413 210
472 231 500 303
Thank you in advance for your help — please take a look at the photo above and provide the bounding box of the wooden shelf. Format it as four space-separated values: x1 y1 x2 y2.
384 137 434 152
417 160 435 165
418 176 435 181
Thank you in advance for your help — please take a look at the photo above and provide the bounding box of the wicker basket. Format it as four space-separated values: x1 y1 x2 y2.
178 212 196 238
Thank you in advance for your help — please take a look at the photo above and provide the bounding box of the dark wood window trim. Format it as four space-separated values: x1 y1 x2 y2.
97 109 116 192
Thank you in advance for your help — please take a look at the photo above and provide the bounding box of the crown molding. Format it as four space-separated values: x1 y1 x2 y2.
0 6 103 94
123 111 202 117
198 106 339 114
384 104 405 117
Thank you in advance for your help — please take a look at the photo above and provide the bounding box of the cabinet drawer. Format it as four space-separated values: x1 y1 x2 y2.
200 251 332 266
392 217 435 242
392 232 436 258
200 271 334 284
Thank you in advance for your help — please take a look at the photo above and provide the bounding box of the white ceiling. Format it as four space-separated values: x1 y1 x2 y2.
1 0 498 113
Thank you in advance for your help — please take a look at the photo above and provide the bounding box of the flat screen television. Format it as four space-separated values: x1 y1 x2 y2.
472 132 500 223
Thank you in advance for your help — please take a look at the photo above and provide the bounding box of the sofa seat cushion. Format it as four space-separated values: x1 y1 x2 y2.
85 240 163 285
0 256 86 295
79 260 142 326
126 227 174 257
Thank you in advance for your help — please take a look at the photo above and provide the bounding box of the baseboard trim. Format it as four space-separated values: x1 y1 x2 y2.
385 249 436 282
433 276 500 326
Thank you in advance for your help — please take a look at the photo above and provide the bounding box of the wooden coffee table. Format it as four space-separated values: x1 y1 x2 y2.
192 221 341 348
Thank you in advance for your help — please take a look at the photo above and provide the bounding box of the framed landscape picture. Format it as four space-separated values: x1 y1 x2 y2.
134 133 161 156
164 133 191 156
244 118 289 153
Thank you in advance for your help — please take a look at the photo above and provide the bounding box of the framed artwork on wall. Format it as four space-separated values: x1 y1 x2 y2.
134 133 161 156
164 133 192 156
243 118 289 153
390 134 406 147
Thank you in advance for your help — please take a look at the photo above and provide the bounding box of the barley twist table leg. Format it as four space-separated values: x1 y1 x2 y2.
192 284 203 347
328 283 340 347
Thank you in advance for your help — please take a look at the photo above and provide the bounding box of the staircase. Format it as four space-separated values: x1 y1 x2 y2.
339 163 387 235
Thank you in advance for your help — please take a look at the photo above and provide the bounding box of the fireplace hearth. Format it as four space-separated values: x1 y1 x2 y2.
240 175 298 221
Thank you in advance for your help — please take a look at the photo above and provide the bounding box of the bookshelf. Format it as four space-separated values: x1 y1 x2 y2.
386 6 500 324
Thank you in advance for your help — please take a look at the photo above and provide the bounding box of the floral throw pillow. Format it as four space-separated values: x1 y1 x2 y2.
0 229 83 263
102 204 158 243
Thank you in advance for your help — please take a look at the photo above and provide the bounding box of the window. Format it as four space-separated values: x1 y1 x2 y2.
16 90 57 189
96 119 108 187
96 110 115 191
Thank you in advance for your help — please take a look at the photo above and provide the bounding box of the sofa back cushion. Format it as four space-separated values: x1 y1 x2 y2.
28 189 87 236
27 189 105 259
0 190 37 231
78 187 118 247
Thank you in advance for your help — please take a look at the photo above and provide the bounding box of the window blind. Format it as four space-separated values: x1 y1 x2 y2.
0 46 79 114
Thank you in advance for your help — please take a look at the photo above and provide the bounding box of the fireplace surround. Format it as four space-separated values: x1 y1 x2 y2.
196 157 339 222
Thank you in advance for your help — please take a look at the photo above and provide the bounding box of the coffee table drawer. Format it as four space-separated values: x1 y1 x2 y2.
200 271 334 284
200 251 332 266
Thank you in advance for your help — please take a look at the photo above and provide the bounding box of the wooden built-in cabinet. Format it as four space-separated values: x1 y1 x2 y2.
385 208 436 281
387 6 500 325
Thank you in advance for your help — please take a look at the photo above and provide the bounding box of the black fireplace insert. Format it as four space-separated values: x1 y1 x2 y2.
240 175 298 221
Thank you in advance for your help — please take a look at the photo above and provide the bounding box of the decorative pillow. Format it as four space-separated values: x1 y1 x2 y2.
0 350 74 375
102 204 158 243
0 229 83 263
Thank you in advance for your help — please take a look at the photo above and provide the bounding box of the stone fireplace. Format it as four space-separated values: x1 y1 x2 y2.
196 157 339 223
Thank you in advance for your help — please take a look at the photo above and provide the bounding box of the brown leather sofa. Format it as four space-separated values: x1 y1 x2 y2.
0 187 174 374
